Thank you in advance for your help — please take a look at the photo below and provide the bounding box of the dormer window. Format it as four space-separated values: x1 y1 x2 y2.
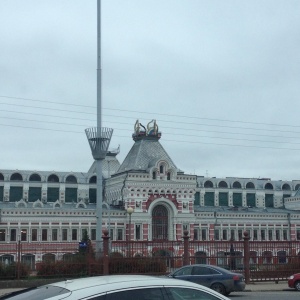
160 165 164 174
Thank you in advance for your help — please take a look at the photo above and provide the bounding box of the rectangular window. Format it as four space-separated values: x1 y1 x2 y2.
9 187 23 202
89 188 96 204
193 228 199 240
0 229 6 241
135 224 141 240
72 229 77 241
222 229 227 240
47 187 59 202
204 192 214 206
81 229 88 240
276 229 280 240
283 229 288 240
268 230 273 241
31 229 38 241
238 230 243 240
297 230 300 240
62 229 68 241
201 229 207 241
65 188 77 203
214 229 220 240
246 193 256 207
219 193 228 206
230 230 235 240
265 194 274 208
42 229 48 241
91 229 96 241
52 229 58 241
117 228 123 240
0 186 4 202
194 192 200 206
233 193 242 207
253 229 258 240
110 228 114 241
261 230 266 241
21 229 27 241
29 187 42 202
10 229 16 241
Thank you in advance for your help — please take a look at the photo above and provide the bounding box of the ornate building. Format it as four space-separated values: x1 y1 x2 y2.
1 120 300 264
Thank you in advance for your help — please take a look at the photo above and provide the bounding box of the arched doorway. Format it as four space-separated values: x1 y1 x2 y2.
152 205 168 240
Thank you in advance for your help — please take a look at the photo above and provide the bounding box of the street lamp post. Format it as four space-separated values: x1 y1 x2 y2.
127 207 134 242
85 0 113 255
127 207 134 257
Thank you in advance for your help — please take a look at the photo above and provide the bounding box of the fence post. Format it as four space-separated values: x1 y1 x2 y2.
183 230 190 266
102 229 109 275
17 241 21 280
243 231 250 284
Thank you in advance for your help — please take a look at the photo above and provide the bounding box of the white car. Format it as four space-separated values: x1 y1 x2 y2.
1 275 231 300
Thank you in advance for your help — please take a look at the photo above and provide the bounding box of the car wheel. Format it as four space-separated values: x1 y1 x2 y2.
295 281 300 291
211 283 226 295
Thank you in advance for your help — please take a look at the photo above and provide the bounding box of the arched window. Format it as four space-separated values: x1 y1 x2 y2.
295 184 300 191
232 181 242 189
29 174 41 182
66 175 77 184
204 180 213 188
246 182 255 189
218 181 228 188
152 205 168 240
0 173 4 181
167 172 171 180
265 183 273 190
282 183 291 191
159 165 164 174
152 172 156 180
42 253 55 263
10 173 23 181
262 251 272 264
277 251 287 264
47 174 59 183
249 251 257 264
89 176 97 183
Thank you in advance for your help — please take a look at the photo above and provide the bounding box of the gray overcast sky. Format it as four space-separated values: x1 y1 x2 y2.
1 0 300 180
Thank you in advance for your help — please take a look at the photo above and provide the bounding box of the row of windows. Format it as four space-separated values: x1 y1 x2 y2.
194 192 291 207
0 227 126 243
0 187 97 203
193 228 295 241
0 173 97 184
202 180 297 191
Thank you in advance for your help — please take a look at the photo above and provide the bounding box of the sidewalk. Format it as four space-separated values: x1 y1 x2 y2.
245 281 289 292
0 281 291 297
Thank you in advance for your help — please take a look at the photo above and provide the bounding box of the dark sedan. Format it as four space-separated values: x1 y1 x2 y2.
167 264 245 296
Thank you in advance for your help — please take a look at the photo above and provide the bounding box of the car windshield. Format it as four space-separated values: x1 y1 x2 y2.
0 286 70 300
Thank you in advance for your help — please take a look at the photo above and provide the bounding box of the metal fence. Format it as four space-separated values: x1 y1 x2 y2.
1 235 300 281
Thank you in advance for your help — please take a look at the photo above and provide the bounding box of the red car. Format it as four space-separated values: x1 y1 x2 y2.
288 273 300 291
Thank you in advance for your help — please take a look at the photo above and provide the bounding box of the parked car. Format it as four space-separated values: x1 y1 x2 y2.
167 264 245 295
288 273 300 291
0 274 232 300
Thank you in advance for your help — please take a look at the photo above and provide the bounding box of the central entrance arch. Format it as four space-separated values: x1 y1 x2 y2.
152 205 168 240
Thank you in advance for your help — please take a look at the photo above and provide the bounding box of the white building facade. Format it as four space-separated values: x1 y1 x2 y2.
1 120 300 263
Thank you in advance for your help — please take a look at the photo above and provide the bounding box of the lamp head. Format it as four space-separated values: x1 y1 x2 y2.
127 207 134 215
